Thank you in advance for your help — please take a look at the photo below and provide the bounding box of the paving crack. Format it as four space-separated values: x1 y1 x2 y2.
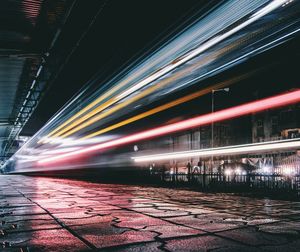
14 188 97 250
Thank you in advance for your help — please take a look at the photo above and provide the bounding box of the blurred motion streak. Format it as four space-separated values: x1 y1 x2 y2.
58 70 180 138
38 89 300 165
132 138 300 162
81 72 252 139
40 0 293 142
40 79 133 141
3 0 300 173
114 0 287 100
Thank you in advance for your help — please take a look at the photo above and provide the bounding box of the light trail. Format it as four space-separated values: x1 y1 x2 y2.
115 0 288 100
40 84 124 142
80 72 253 140
38 89 300 165
132 138 300 162
41 0 288 142
49 50 262 140
58 70 180 138
46 54 201 141
47 55 225 140
47 96 120 140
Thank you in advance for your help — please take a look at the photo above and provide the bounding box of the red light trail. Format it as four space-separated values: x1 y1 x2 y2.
38 89 300 165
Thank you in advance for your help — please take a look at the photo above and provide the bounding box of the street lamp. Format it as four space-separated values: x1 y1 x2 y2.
211 88 230 172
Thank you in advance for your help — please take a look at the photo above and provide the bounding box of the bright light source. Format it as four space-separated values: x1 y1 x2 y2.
225 169 232 176
235 168 242 175
283 167 294 176
262 166 271 174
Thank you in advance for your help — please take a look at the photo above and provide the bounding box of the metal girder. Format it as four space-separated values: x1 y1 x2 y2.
1 1 79 160
0 50 41 59
2 72 45 156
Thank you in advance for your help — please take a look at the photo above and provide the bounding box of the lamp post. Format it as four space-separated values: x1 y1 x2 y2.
211 88 229 172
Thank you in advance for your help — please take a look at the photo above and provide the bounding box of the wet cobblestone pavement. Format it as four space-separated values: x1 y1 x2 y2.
1 175 300 251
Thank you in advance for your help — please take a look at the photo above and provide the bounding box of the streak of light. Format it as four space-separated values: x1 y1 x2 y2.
44 61 186 142
40 91 121 143
41 48 218 141
44 135 116 147
40 0 288 142
132 138 300 162
50 46 265 140
38 147 82 155
39 77 138 143
81 72 253 139
37 89 300 165
15 147 82 162
57 64 189 139
115 0 288 100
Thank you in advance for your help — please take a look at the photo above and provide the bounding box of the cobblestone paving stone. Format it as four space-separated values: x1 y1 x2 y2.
0 175 300 251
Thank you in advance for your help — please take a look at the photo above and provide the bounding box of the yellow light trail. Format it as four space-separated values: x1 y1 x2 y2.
48 49 260 141
80 72 251 140
49 96 120 139
42 43 228 141
59 72 180 138
40 0 286 142
48 50 232 140
40 85 124 142
42 67 180 141
39 67 155 142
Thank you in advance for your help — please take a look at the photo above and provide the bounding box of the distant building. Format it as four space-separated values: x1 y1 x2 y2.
252 104 300 142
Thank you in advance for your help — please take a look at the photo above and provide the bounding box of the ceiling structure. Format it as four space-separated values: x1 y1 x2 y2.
0 0 72 161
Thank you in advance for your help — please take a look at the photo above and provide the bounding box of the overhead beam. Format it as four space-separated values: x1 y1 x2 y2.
0 50 41 59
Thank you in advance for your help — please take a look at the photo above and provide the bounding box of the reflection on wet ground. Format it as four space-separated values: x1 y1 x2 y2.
1 175 300 251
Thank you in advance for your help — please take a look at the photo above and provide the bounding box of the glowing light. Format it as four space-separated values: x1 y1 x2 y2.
283 167 294 176
37 90 300 165
262 166 271 174
225 169 233 176
133 138 300 163
235 168 242 175
40 79 134 141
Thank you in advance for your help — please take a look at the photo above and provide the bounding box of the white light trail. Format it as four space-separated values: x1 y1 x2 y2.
132 138 300 162
117 0 288 100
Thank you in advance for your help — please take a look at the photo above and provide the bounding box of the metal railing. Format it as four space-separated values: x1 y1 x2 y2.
159 172 300 194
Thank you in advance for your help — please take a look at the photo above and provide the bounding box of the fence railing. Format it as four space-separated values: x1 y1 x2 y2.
158 173 300 194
